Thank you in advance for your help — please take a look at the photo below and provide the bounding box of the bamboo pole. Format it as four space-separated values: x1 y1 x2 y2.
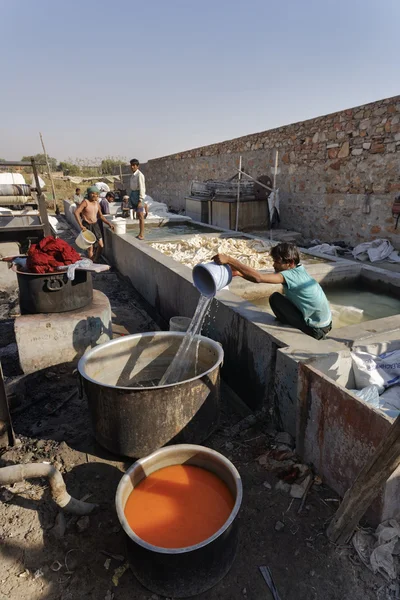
39 132 57 212
271 150 279 240
32 158 51 237
235 156 242 231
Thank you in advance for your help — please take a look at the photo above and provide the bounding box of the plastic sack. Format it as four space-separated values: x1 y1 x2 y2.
95 182 110 193
353 521 400 580
31 175 46 189
379 385 400 418
349 385 381 406
351 350 400 394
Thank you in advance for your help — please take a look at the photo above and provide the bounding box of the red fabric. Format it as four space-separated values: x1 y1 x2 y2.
27 236 81 274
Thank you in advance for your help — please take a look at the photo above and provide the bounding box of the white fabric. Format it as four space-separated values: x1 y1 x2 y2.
351 350 400 394
352 239 400 263
30 175 46 189
309 243 341 256
0 173 26 185
268 189 280 219
95 182 110 193
129 170 146 202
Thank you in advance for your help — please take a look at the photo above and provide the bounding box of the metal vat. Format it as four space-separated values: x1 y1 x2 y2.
78 332 223 458
16 269 93 314
116 444 242 597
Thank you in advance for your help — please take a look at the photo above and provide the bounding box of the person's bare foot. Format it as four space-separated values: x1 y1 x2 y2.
136 235 144 240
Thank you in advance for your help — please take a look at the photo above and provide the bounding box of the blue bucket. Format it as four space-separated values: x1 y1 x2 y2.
192 262 232 297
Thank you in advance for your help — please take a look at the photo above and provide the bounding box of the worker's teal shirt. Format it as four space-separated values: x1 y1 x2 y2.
281 264 332 328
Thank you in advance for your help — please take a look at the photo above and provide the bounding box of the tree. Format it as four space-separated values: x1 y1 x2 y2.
21 153 58 172
100 156 127 175
58 161 82 176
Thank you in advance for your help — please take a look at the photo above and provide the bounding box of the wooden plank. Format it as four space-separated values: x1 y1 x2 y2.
0 362 15 448
326 412 400 544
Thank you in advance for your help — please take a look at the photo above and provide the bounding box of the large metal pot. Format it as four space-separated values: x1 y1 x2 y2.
78 332 223 458
116 444 242 598
16 269 93 314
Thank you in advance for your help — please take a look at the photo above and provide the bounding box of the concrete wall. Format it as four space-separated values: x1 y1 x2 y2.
136 95 400 247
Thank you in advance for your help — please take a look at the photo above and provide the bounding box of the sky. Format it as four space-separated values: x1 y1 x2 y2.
1 0 399 164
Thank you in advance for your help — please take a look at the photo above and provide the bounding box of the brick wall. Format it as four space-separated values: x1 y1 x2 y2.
140 95 400 246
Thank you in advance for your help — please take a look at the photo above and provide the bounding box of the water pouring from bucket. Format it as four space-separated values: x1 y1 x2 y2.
192 262 233 298
158 262 230 386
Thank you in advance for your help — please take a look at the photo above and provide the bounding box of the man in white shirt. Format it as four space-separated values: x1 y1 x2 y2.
73 188 83 205
129 158 148 239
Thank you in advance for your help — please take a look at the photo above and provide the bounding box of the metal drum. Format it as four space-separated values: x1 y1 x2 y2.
16 269 93 314
78 332 223 458
116 444 242 597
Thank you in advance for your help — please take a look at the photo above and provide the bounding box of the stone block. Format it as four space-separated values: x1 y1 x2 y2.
15 290 112 374
338 141 350 158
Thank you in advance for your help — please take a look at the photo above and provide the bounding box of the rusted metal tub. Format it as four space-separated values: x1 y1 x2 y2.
116 444 242 597
78 332 223 458
16 269 93 314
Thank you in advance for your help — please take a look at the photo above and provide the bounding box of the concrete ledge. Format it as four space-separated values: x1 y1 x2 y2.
15 290 112 374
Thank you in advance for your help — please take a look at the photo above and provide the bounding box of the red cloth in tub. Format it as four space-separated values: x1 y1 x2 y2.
27 236 81 274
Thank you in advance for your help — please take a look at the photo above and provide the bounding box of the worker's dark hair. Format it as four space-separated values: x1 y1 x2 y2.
76 187 80 192
105 192 115 199
130 158 139 166
270 242 300 266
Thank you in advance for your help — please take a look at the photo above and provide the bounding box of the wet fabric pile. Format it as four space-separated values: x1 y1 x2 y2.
27 236 81 274
150 235 275 269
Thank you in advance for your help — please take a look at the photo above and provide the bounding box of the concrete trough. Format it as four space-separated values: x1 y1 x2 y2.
101 221 400 521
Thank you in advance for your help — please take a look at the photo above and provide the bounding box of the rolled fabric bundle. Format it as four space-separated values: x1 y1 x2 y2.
0 184 32 197
0 195 34 205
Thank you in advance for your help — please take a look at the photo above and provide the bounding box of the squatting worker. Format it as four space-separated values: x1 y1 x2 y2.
213 242 332 340
129 158 148 240
121 195 130 218
74 186 115 262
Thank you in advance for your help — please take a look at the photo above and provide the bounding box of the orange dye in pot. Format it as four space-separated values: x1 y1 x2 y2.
124 464 235 548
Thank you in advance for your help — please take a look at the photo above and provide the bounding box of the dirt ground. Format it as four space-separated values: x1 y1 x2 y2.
0 231 392 600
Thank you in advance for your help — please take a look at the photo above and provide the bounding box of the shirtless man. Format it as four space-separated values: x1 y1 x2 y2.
74 186 114 261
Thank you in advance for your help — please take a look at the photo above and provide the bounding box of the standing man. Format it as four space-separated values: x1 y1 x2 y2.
73 188 83 204
129 158 148 240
